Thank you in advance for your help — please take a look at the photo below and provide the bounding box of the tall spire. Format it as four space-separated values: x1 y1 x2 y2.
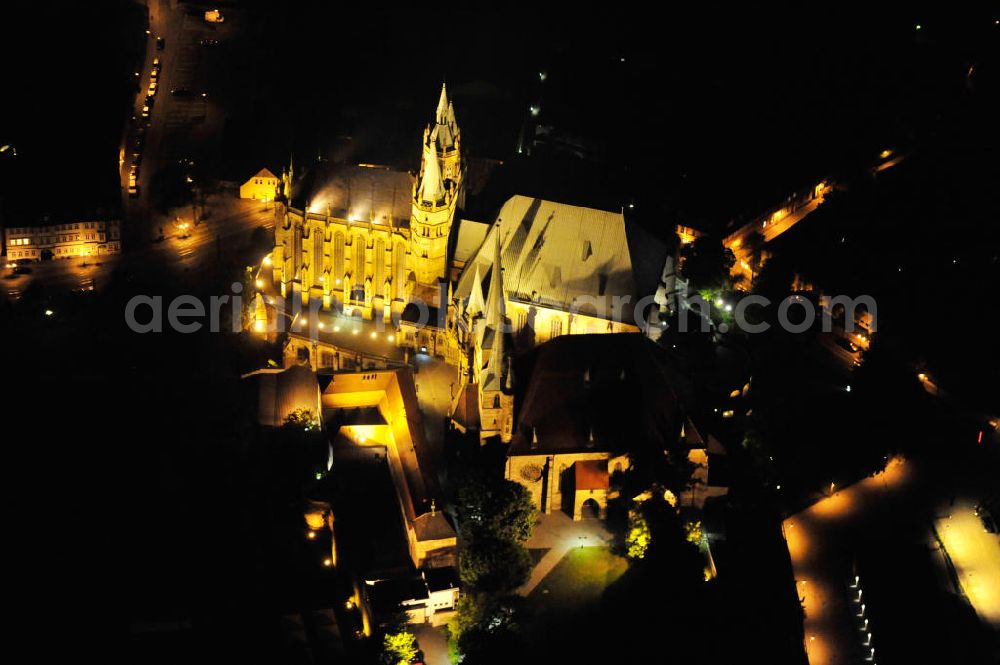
467 264 485 317
416 142 445 205
432 83 458 152
483 227 505 329
484 302 505 390
436 83 449 125
481 228 507 390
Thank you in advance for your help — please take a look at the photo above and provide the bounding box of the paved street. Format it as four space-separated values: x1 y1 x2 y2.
411 355 459 476
412 624 450 665
4 196 271 299
786 451 1000 665
936 500 1000 628
725 186 830 284
784 457 912 665
122 0 233 243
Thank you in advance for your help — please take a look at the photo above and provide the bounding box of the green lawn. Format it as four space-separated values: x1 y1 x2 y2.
527 546 627 614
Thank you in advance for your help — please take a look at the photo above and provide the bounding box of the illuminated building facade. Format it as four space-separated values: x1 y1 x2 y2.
269 84 463 322
240 168 280 201
502 334 681 519
4 219 121 261
321 369 457 570
448 196 668 441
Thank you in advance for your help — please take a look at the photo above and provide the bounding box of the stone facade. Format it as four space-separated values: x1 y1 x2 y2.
270 85 462 322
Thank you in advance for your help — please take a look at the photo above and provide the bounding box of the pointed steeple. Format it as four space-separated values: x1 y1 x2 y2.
283 153 294 202
416 142 445 205
466 264 485 317
483 295 506 390
483 228 505 330
431 83 458 152
436 83 449 125
482 230 506 391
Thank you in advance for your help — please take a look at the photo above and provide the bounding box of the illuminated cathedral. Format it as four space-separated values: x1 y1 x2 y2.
268 84 670 443
270 84 463 322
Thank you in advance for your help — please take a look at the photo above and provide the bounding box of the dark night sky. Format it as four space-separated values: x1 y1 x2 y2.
3 4 996 229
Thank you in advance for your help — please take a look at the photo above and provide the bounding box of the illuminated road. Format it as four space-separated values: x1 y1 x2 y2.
121 0 230 242
935 500 1000 628
725 184 830 284
784 457 912 665
4 197 271 298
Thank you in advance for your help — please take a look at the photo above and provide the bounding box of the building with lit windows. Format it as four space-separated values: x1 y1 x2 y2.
265 84 672 443
503 334 681 519
4 219 121 262
240 168 280 201
270 84 463 326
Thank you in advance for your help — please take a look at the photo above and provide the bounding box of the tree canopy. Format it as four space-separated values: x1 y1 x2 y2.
459 537 533 594
455 474 537 545
680 236 736 291
381 631 417 665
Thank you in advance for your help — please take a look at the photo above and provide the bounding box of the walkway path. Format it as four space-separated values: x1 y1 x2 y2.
518 512 612 596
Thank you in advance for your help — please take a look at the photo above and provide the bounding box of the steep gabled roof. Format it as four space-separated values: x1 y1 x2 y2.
507 334 679 456
455 196 664 325
251 168 278 181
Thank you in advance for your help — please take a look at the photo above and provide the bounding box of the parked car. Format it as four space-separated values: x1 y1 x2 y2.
156 36 165 50
147 80 157 97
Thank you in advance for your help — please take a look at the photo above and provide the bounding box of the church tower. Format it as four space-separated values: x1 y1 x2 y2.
409 84 462 287
476 229 514 442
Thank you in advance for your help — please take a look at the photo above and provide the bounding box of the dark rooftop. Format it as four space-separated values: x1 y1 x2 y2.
508 334 680 456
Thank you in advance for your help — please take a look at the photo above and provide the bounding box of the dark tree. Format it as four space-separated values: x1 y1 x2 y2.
680 236 736 291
